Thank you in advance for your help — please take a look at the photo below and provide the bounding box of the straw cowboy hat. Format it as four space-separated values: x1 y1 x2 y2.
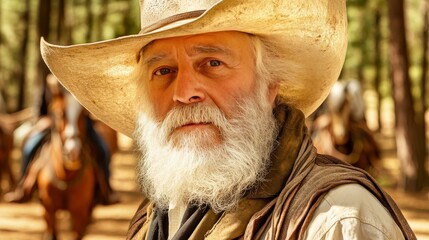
41 0 348 137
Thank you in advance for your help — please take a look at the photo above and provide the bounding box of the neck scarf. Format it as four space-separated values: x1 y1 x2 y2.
147 204 210 240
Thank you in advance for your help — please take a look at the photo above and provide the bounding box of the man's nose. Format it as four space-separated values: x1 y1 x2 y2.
173 67 205 104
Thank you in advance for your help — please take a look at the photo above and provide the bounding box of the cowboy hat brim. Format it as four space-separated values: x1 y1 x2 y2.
41 0 347 137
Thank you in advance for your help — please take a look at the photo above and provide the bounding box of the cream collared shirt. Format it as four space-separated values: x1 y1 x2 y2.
168 202 187 239
304 183 404 239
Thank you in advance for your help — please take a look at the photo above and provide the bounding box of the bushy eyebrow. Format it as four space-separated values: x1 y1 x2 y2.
140 42 166 67
140 43 234 67
142 53 167 67
189 44 234 57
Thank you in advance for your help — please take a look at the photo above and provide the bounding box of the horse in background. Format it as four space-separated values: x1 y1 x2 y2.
0 92 15 194
311 79 381 174
22 78 97 240
0 92 36 195
0 119 15 194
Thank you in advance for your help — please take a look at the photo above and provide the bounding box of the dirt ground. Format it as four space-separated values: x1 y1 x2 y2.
0 132 428 239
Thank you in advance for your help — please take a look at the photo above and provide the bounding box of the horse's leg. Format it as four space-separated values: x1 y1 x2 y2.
0 159 12 195
69 205 92 240
69 169 95 240
4 155 16 190
0 164 3 195
38 166 61 240
0 146 7 194
42 206 57 240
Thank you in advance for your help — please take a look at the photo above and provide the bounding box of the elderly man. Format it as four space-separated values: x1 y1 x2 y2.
41 0 415 239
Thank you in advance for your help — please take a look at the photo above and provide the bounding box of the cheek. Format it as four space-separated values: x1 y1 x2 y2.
222 73 256 96
240 72 258 96
146 93 172 121
136 85 160 121
208 91 244 118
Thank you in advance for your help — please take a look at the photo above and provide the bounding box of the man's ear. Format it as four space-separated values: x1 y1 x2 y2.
268 82 280 106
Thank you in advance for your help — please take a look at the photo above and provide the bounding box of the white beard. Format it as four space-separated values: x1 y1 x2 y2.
135 89 278 212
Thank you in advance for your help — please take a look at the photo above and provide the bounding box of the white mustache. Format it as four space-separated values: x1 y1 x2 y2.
160 104 228 138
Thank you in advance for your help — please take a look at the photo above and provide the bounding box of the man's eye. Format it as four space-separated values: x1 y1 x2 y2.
207 60 222 67
154 68 171 76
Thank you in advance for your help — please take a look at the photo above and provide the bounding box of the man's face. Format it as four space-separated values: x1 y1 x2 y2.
140 31 266 147
136 32 279 211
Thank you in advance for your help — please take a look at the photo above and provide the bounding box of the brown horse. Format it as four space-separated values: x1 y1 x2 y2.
0 121 15 194
311 80 381 174
0 94 13 183
28 86 96 240
0 107 35 195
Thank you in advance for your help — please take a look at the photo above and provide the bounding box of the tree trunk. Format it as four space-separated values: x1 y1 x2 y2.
421 0 428 115
97 0 108 40
387 0 426 192
85 0 93 42
420 0 429 184
374 2 382 132
0 0 4 110
56 0 65 43
37 0 52 116
17 0 31 110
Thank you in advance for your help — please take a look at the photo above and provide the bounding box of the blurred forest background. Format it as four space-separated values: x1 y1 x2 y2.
0 0 428 196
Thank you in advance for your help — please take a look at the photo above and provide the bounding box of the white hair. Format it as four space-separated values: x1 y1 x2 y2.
249 34 302 97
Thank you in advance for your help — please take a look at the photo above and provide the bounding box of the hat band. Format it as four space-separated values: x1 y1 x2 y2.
140 10 206 34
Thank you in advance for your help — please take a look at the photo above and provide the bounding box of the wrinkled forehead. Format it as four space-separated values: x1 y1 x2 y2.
140 31 254 60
